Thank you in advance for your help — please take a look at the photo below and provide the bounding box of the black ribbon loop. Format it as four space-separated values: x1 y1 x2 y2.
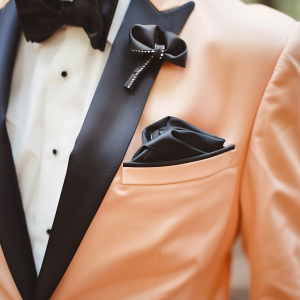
124 24 188 90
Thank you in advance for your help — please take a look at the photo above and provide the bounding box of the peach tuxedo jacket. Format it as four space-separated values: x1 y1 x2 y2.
0 0 300 299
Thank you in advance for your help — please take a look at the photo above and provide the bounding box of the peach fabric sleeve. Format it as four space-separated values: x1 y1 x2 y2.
241 22 300 299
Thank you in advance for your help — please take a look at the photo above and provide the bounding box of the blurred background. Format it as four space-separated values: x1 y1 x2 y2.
241 0 300 20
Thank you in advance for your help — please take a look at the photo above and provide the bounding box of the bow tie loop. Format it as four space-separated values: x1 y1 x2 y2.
15 0 118 51
124 24 188 90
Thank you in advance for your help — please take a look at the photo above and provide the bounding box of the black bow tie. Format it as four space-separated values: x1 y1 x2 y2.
15 0 119 51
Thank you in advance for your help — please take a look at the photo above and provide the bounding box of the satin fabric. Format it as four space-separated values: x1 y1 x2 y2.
14 0 119 51
129 116 234 165
129 25 188 67
6 0 130 276
125 24 188 89
1 0 300 299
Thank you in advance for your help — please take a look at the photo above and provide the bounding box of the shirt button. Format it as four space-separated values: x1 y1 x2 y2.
53 149 57 155
46 229 51 235
61 71 67 77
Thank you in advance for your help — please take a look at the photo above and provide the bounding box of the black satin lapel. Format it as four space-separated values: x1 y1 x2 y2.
0 1 37 300
35 1 195 299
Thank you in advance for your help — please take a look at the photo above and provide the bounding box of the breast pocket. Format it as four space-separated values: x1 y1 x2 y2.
118 148 239 297
122 149 237 185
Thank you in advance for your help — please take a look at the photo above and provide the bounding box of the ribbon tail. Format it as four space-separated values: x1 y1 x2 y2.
124 56 154 90
124 64 149 90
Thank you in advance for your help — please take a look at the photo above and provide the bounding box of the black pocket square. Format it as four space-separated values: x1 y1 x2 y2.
124 116 235 168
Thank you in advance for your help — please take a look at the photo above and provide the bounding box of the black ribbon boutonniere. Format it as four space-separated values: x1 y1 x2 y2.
124 24 188 90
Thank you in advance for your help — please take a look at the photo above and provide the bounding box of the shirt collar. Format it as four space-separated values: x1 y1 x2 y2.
107 0 131 45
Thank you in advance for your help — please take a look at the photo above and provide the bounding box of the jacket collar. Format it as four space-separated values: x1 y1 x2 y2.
0 2 37 300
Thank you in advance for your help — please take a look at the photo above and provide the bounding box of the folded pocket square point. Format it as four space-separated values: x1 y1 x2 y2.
125 116 235 167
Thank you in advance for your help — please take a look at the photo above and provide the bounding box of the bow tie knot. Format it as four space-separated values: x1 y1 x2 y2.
59 1 77 27
153 44 165 59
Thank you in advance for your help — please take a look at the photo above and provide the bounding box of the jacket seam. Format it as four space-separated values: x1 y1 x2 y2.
238 20 297 192
251 21 296 137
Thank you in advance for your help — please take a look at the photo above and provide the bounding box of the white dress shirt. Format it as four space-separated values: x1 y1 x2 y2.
6 0 131 274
